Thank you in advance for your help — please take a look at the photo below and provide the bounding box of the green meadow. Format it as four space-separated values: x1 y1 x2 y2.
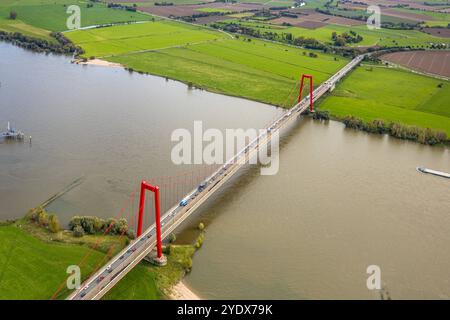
0 223 103 300
318 66 450 135
0 222 195 300
66 20 349 107
0 0 153 39
66 20 224 57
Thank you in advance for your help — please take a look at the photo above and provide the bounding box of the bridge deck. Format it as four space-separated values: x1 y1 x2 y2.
67 54 364 300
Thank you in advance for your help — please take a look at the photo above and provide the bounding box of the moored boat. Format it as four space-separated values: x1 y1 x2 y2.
1 122 24 140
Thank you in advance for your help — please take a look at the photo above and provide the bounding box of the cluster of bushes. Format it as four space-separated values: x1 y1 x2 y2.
107 3 137 12
181 11 230 22
280 12 298 18
0 31 83 55
68 216 134 238
155 2 174 6
312 110 330 121
268 6 290 11
331 31 363 46
28 207 60 233
194 232 205 249
342 116 448 145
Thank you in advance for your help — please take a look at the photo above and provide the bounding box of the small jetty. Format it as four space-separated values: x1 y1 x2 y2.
1 122 24 140
417 167 450 179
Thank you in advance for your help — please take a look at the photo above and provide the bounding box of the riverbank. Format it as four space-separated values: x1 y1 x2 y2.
73 58 122 68
318 65 450 139
0 210 200 299
168 281 201 300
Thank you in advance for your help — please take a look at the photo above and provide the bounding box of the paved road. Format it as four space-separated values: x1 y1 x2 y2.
67 53 365 300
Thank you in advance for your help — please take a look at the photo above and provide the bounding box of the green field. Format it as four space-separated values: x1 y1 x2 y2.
219 20 450 48
0 223 104 299
67 20 224 57
318 66 450 135
0 0 153 39
66 20 348 107
0 221 196 300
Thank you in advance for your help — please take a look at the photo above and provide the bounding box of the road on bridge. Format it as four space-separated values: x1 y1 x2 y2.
67 54 365 300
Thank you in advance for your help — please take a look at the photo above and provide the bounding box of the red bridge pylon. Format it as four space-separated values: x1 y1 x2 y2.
137 180 162 259
298 74 313 112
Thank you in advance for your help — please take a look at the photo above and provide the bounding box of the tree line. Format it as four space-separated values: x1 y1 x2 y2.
0 31 84 55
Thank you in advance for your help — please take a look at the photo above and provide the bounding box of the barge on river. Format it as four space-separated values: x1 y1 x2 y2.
417 167 450 179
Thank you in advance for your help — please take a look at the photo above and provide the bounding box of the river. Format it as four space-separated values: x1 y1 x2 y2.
1 43 449 299
0 43 281 224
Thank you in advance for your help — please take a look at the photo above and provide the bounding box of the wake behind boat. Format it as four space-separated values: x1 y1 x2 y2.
417 166 450 179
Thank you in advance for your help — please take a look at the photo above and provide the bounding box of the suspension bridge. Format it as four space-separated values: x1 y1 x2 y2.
61 54 365 300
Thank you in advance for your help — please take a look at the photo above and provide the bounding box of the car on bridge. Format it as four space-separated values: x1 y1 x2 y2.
198 182 207 192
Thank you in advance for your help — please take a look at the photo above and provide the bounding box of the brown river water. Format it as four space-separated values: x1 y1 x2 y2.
1 43 449 299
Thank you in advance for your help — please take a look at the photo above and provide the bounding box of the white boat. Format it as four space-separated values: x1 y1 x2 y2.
1 122 24 140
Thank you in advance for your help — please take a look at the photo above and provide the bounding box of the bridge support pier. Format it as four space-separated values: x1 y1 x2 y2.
146 249 168 267
298 74 313 112
137 180 164 262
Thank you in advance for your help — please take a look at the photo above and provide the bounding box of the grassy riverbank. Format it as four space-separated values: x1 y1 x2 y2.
66 20 348 107
0 222 103 299
0 216 197 300
317 65 450 136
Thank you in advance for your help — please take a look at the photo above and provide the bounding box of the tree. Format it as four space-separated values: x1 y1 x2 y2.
49 214 60 233
69 216 82 230
9 11 17 20
167 233 176 243
116 218 128 235
73 225 84 237
81 216 95 234
38 210 49 227
93 217 105 232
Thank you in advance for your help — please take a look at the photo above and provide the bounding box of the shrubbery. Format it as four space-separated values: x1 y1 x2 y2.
73 225 85 238
313 110 330 121
195 232 205 249
0 31 84 55
49 214 60 233
168 233 177 243
340 115 447 145
68 216 131 237
28 207 60 233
